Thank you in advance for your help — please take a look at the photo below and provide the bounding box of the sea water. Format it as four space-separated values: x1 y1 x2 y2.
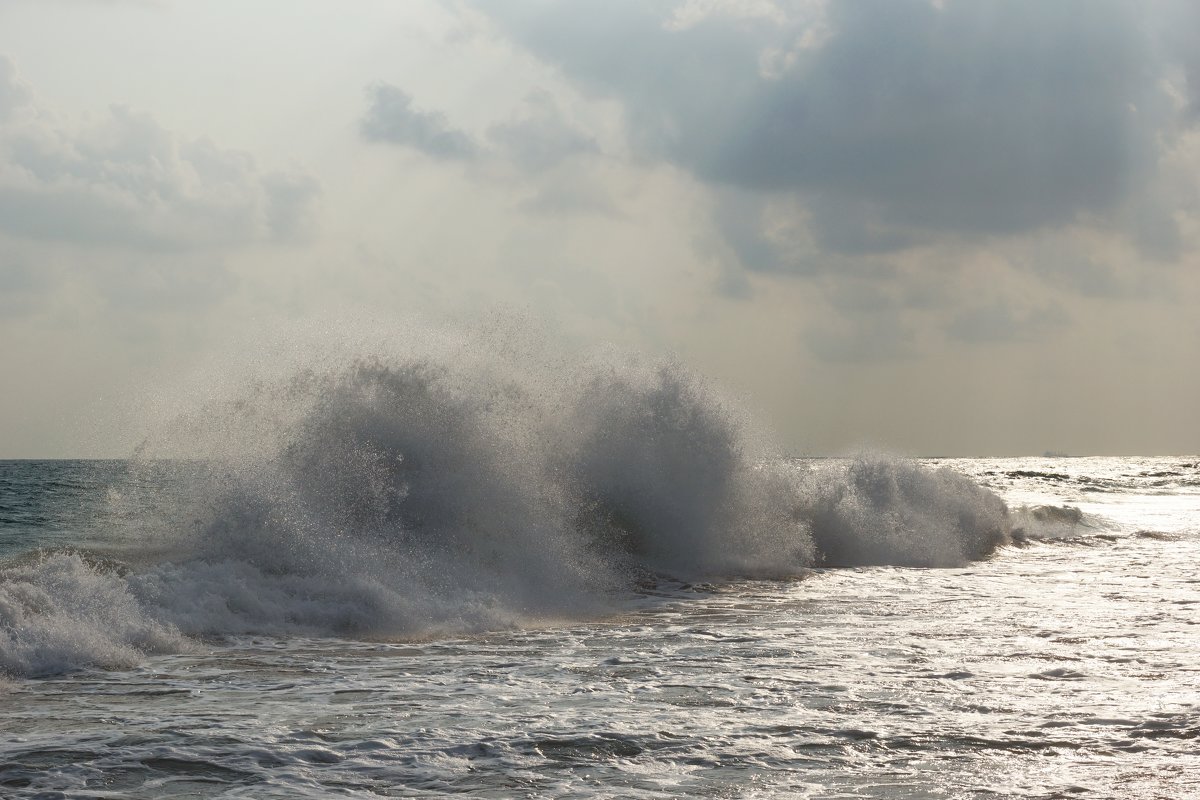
1 351 1198 798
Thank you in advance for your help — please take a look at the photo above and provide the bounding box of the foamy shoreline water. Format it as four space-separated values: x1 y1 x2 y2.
2 349 1022 679
2 461 1197 798
2 365 1198 796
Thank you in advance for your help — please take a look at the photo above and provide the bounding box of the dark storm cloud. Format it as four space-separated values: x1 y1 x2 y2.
477 0 1187 256
361 83 477 160
706 1 1155 235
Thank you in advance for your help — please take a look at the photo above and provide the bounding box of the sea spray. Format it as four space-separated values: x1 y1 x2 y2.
0 552 188 676
561 359 813 578
134 356 613 638
800 454 1013 567
129 353 815 639
2 328 1021 676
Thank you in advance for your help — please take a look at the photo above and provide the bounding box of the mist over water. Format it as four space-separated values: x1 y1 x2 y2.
1 323 1021 678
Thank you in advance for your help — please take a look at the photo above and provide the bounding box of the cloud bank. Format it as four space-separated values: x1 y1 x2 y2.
473 0 1198 265
0 56 319 252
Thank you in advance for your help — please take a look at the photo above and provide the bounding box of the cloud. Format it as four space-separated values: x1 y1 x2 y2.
474 0 1195 264
806 310 917 363
709 189 914 298
0 254 46 318
1018 240 1142 299
702 2 1158 233
944 296 1069 344
712 191 800 275
360 82 477 160
0 56 321 320
517 170 617 216
261 171 321 241
362 84 601 174
487 91 599 172
0 56 31 121
0 73 320 251
92 254 238 312
359 82 617 218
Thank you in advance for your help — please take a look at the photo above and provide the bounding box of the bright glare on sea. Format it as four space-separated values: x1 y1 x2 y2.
1 455 1198 799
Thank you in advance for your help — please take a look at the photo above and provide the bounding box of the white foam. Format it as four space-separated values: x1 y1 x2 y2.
800 454 1013 567
0 553 189 676
1 329 1020 676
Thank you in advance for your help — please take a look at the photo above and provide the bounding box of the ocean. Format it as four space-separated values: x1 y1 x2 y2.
1 358 1198 798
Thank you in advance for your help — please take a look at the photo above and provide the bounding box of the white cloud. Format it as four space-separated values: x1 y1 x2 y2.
487 91 599 172
0 99 319 250
0 56 31 121
0 55 321 324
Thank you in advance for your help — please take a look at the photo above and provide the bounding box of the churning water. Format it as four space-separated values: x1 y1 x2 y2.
2 338 1197 798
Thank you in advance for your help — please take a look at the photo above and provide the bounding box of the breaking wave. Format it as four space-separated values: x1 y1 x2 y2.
2 332 1019 676
800 455 1011 567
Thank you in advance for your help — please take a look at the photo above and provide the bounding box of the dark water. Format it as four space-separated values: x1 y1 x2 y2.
0 460 127 557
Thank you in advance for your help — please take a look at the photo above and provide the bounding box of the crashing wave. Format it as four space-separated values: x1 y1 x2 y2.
1 336 1017 676
799 455 1012 567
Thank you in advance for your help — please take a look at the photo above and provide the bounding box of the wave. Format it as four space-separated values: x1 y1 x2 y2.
1 336 1018 676
800 456 1011 567
975 458 1200 496
0 550 191 677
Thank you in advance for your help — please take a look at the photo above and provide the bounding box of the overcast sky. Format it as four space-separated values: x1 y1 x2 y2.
1 0 1198 457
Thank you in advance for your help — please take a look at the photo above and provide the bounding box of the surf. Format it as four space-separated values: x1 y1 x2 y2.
1 327 1021 676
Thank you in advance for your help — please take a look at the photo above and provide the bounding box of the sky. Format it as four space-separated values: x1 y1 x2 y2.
1 0 1198 458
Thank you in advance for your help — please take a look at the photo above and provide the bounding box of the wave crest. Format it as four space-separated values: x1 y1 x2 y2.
802 454 1013 567
1 335 1018 676
562 362 813 578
